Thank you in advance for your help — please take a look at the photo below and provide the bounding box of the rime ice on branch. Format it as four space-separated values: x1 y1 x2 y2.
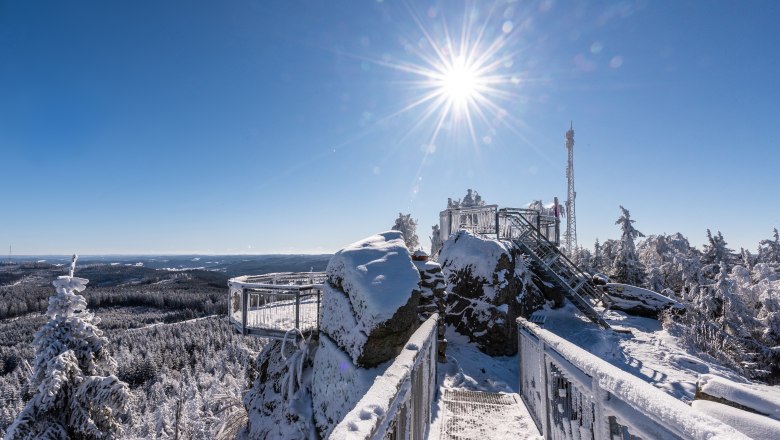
5 255 130 440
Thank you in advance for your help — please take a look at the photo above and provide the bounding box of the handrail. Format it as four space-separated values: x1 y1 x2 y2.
227 272 326 338
330 314 438 440
500 209 603 304
517 318 749 440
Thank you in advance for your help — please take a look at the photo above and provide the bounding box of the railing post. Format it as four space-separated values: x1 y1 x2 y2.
592 375 609 440
241 287 248 335
295 290 301 331
541 344 551 439
316 288 321 334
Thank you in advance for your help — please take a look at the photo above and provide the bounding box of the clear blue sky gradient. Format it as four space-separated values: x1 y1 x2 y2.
2 0 779 255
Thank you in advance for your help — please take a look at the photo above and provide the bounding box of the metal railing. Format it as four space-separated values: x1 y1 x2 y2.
438 205 560 245
439 205 499 241
330 314 438 440
227 272 327 338
517 318 749 440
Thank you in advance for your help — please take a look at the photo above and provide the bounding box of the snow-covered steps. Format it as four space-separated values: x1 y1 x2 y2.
439 389 541 440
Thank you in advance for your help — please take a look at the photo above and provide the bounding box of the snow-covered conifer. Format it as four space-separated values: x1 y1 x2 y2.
702 229 737 273
612 206 646 286
592 239 604 273
392 213 419 250
430 224 443 257
758 228 780 269
5 256 130 440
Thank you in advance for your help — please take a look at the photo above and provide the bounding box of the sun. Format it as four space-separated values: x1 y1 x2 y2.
438 56 482 114
365 3 520 148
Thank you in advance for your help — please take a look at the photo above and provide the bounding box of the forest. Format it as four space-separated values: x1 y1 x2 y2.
2 212 780 438
571 207 780 383
0 256 329 438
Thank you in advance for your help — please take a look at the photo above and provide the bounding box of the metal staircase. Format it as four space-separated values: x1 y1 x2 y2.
500 209 610 329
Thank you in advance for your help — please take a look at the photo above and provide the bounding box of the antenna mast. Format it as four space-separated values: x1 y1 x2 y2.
564 122 577 254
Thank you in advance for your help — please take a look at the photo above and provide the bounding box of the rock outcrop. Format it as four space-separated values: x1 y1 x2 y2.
312 231 423 437
413 251 448 361
439 231 552 356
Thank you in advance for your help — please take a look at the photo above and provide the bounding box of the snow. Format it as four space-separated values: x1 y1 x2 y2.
692 400 780 440
604 282 683 311
329 315 437 439
426 326 541 440
542 303 745 402
439 230 512 293
698 374 780 421
312 335 390 438
321 231 420 363
524 315 750 439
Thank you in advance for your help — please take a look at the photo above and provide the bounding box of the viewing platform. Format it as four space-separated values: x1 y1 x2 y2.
228 272 326 338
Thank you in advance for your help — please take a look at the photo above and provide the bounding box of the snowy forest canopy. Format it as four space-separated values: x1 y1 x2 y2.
571 206 780 383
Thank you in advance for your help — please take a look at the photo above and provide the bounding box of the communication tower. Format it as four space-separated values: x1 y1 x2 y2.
564 122 577 254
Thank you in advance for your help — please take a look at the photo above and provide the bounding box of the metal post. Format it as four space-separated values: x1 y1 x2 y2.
295 290 301 331
241 288 248 335
541 344 551 438
316 288 321 334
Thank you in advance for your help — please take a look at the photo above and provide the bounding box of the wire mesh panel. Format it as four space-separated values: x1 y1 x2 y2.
548 363 596 440
519 330 546 433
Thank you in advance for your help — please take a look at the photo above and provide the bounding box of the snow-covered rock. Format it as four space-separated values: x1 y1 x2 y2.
311 231 423 437
696 374 780 421
692 400 780 440
321 231 421 367
439 231 548 356
603 283 683 318
414 257 448 361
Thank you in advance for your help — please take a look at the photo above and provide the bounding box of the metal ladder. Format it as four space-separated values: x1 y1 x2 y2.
502 211 610 329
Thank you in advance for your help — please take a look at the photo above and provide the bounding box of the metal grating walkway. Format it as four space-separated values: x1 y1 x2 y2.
440 389 542 440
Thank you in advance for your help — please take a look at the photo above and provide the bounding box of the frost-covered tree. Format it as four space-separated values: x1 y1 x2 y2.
758 228 780 269
636 233 702 294
740 248 756 270
430 224 443 257
612 206 646 286
5 256 130 440
571 247 593 275
392 213 419 250
702 229 737 273
591 239 604 274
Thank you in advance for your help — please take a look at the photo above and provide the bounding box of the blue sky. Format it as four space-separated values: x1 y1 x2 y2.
2 0 779 255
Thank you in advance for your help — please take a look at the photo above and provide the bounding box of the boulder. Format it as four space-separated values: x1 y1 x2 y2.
603 283 684 318
439 231 548 356
320 231 422 368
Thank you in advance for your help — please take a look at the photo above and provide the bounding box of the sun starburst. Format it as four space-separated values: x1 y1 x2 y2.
371 2 522 149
